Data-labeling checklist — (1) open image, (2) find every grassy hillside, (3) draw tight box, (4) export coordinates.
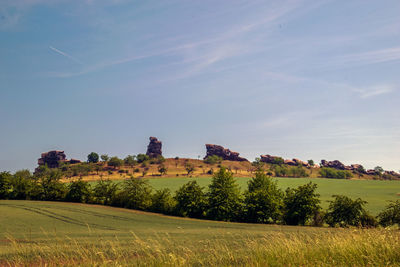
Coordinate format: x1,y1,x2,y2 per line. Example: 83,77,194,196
61,158,383,182
1,200,399,266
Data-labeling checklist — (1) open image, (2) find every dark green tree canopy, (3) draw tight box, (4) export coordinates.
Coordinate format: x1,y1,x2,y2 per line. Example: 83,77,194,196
87,152,99,163
325,195,367,227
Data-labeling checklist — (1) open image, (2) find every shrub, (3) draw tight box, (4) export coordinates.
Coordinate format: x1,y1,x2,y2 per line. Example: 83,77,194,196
174,181,206,218
204,155,223,165
116,178,153,210
136,154,150,163
108,157,123,169
378,200,400,227
65,179,92,203
151,189,176,214
324,195,368,227
283,182,320,225
319,168,352,179
124,155,137,167
93,179,118,205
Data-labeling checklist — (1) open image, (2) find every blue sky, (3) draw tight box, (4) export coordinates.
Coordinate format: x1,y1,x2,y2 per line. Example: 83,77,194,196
1,0,399,172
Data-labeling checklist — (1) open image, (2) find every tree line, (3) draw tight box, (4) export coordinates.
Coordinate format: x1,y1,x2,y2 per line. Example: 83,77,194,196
0,167,399,228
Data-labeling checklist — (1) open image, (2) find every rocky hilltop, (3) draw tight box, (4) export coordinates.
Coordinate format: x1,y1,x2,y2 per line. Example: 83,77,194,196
204,144,248,162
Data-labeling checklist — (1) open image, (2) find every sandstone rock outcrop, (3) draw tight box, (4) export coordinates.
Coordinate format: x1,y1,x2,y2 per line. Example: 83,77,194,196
146,137,162,158
320,160,346,170
38,150,67,168
37,150,81,169
260,154,282,164
204,144,248,161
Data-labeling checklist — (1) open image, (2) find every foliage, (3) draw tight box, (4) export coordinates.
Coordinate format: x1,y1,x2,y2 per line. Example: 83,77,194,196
150,188,175,214
274,165,308,177
124,155,136,167
319,167,352,179
374,166,384,176
93,179,118,205
378,200,400,226
283,182,321,225
108,157,123,169
307,159,314,167
87,152,99,163
204,155,223,165
158,164,168,176
0,172,12,199
116,178,153,210
34,169,66,201
271,157,284,165
325,195,367,227
100,154,109,162
8,170,34,199
136,154,150,163
243,171,283,223
207,167,242,221
184,163,195,176
174,181,207,218
65,179,92,203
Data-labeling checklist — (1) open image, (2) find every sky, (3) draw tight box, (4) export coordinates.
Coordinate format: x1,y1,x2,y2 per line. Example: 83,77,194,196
0,0,399,173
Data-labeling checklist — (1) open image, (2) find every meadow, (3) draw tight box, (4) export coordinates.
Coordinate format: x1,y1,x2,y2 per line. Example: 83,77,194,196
89,176,400,215
1,200,399,266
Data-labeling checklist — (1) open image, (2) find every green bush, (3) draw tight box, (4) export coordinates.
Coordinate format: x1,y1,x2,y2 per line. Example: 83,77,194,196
325,195,368,227
283,182,321,225
174,181,207,218
204,155,223,165
378,200,400,227
319,168,352,179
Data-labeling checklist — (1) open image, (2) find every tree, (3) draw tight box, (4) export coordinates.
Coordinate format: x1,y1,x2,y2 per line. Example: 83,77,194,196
87,152,99,163
136,154,150,163
117,178,153,210
207,167,242,221
101,154,109,162
151,188,176,214
158,164,168,176
185,163,195,176
307,160,314,167
174,181,207,218
65,179,92,203
93,179,118,205
0,172,12,199
325,195,367,227
9,170,34,199
35,169,66,201
243,171,283,223
283,182,321,225
251,157,265,170
374,166,384,176
378,200,400,227
124,155,136,167
108,157,123,169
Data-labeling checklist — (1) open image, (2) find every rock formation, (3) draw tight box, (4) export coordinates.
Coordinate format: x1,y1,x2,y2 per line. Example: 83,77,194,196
320,160,346,170
38,150,67,168
204,144,248,161
146,137,162,158
260,154,282,164
37,150,81,169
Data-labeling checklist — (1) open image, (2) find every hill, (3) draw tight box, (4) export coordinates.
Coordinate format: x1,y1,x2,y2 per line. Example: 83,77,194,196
1,200,399,266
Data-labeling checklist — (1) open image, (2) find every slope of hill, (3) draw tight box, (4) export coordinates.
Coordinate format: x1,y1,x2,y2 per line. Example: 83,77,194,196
1,200,399,266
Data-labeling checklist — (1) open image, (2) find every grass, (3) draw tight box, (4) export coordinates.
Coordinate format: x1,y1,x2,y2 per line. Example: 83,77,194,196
1,200,399,266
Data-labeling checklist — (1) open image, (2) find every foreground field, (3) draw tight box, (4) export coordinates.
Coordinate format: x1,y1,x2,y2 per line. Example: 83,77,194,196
89,176,400,215
1,201,399,266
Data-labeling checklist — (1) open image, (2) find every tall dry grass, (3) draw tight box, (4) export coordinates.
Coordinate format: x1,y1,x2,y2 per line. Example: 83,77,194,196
1,228,399,266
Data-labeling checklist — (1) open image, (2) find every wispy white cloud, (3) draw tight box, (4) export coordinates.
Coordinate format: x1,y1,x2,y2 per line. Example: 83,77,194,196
49,46,83,65
339,46,400,66
357,85,395,99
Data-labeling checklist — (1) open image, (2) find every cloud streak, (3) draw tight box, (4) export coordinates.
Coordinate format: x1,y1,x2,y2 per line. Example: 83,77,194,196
49,46,83,65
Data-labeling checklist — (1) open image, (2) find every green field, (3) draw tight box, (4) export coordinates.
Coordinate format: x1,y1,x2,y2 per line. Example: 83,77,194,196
103,176,400,215
1,200,400,266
